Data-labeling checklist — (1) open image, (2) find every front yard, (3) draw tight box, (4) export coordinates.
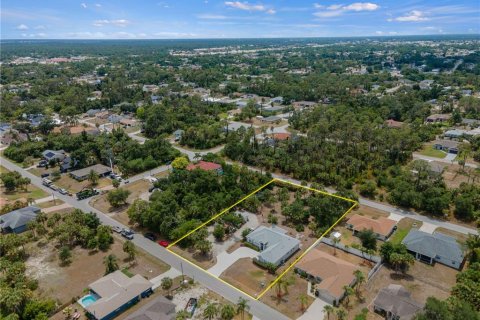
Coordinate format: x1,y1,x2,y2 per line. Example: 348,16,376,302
418,144,447,158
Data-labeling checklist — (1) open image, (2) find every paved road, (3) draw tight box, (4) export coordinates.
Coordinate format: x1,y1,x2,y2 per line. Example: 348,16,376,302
0,156,288,320
413,153,478,169
238,162,478,236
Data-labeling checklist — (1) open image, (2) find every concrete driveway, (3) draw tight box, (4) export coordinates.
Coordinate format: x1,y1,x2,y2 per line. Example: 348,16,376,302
388,212,404,222
297,298,329,320
208,247,258,277
444,153,456,162
419,222,438,234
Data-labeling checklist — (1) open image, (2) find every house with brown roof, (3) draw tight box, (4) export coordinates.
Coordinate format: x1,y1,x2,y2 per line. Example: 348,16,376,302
295,249,357,305
186,161,223,175
346,214,397,241
373,284,423,320
79,270,153,320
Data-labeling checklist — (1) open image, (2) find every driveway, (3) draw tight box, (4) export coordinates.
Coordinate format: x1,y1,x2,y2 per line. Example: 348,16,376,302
444,153,457,162
419,222,438,234
297,298,329,320
387,212,404,222
207,247,258,277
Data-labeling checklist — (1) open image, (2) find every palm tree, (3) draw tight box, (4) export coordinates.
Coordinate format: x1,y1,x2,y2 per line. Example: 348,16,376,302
297,294,308,313
123,240,136,262
465,234,480,263
87,169,99,186
161,277,173,297
220,304,236,320
175,310,190,320
203,302,218,320
343,285,354,308
194,152,202,161
336,307,347,320
323,305,334,320
103,254,119,274
236,297,250,320
353,269,366,297
332,236,340,256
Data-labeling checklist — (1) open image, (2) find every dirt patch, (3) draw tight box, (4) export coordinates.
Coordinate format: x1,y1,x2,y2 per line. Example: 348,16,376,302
260,270,314,319
220,257,276,297
435,227,468,244
353,205,389,219
90,180,150,215
443,163,478,189
26,236,169,305
170,245,217,269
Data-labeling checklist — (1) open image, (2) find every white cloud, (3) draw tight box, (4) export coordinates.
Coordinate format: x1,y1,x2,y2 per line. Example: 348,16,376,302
197,14,228,19
34,25,46,30
343,2,379,11
93,19,130,27
81,3,87,8
153,31,198,38
314,2,379,18
390,10,429,22
224,1,275,14
375,30,383,35
16,24,29,30
95,3,102,7
21,32,47,38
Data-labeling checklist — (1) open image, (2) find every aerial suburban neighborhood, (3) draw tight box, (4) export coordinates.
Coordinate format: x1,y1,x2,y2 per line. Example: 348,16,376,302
1,1,480,320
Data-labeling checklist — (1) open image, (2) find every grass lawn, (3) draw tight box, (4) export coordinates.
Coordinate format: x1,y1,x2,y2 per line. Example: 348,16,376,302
37,199,65,209
90,180,150,215
1,185,49,202
0,165,9,174
54,174,111,193
390,218,423,245
419,146,447,159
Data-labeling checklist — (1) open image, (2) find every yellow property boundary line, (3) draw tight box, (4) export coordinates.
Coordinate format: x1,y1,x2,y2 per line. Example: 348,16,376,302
167,178,358,300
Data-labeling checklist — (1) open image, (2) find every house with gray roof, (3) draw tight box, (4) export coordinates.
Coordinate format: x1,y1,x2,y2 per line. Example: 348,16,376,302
0,206,40,234
402,229,465,269
70,164,112,181
373,284,423,320
42,149,66,162
433,139,459,154
125,296,175,320
80,270,152,320
246,225,300,267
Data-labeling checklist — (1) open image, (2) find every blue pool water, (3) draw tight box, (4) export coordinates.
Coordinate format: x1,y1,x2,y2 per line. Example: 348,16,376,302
79,294,98,308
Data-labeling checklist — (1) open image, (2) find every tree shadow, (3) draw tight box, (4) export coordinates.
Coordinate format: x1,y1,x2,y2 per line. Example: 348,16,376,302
389,272,414,281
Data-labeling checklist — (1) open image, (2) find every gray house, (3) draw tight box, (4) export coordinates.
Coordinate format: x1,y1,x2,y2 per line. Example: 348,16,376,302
433,139,459,154
246,225,300,267
402,229,465,269
42,149,67,162
373,284,423,320
173,129,184,141
125,296,175,320
0,206,41,234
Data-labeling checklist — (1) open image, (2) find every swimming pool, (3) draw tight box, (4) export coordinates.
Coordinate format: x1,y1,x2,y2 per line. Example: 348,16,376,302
78,294,98,308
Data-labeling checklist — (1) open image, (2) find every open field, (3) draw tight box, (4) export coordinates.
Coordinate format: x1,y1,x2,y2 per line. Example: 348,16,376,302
170,245,218,270
90,179,151,215
1,184,49,203
442,163,478,188
37,199,65,209
27,236,169,305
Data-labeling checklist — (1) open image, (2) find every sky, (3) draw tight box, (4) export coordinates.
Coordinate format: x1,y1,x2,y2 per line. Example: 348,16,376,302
1,0,479,39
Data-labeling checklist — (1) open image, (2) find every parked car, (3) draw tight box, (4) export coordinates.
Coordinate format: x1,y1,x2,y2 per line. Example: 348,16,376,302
121,232,134,240
112,226,122,233
40,173,50,178
37,160,47,168
144,232,157,241
158,240,169,247
49,185,59,191
59,188,68,195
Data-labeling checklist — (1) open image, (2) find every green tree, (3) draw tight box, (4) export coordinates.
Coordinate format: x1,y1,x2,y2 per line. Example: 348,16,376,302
161,277,173,297
175,310,191,320
213,224,226,241
298,294,308,313
358,229,377,251
103,254,119,274
87,169,99,186
236,298,250,320
353,269,366,297
343,285,354,307
203,302,218,320
220,304,236,320
323,304,334,320
194,239,212,256
123,240,136,262
171,157,190,170
112,179,120,188
336,307,347,320
58,246,72,266
107,188,131,207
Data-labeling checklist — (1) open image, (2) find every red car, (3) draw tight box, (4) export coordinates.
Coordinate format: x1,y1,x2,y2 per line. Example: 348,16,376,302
158,240,169,247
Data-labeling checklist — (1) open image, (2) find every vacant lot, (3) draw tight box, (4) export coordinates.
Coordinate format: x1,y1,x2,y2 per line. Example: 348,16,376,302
170,245,217,270
316,243,373,274
220,257,276,297
260,270,314,320
442,163,478,189
90,180,150,216
27,236,169,305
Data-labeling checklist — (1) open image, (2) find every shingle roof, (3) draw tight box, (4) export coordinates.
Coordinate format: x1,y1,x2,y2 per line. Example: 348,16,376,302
247,226,300,265
70,164,111,179
296,249,356,299
374,284,423,320
346,214,397,237
125,296,175,320
402,230,464,264
0,206,40,230
87,271,152,319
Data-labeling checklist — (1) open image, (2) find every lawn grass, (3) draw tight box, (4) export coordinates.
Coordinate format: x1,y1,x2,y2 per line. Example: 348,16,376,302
390,228,410,244
390,218,422,245
419,146,447,159
121,267,134,278
1,185,49,202
0,166,9,174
